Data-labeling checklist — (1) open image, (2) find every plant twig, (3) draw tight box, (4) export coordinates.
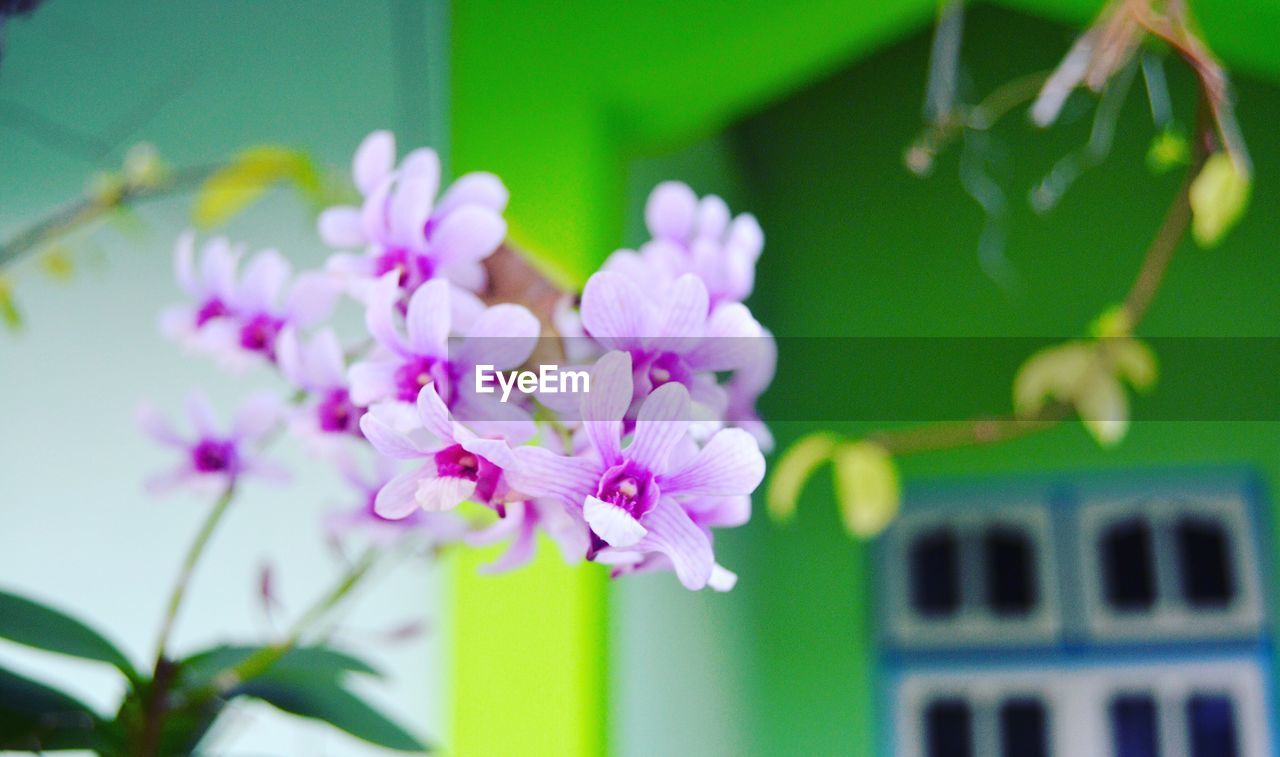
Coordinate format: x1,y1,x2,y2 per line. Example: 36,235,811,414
153,483,237,665
868,115,1207,457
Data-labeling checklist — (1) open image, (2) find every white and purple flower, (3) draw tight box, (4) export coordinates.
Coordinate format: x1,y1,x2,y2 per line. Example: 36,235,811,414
579,270,764,416
360,382,532,517
508,351,764,590
138,391,286,494
162,234,336,369
320,131,508,295
347,274,539,425
324,449,469,547
604,181,763,307
276,326,364,444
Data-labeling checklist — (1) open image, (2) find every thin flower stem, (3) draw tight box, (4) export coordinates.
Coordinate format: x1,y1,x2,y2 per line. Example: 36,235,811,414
153,482,237,666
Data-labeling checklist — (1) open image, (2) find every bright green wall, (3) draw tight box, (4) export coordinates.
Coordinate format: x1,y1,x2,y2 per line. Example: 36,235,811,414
720,7,1280,755
452,2,1280,754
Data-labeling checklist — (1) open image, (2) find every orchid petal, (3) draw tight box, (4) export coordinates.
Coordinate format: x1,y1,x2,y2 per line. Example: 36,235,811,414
635,497,714,590
237,249,291,312
353,130,395,195
628,382,691,473
430,206,506,265
285,272,338,327
708,564,738,592
654,274,709,343
584,496,647,547
348,357,401,407
580,272,646,351
686,303,764,371
363,272,409,355
405,278,451,356
457,304,539,369
360,402,437,459
582,351,632,465
137,402,186,447
508,447,599,510
415,475,477,511
185,391,220,436
645,181,698,241
317,206,367,248
233,392,281,440
414,382,455,441
436,171,508,216
388,173,436,248
374,467,428,519
662,428,765,497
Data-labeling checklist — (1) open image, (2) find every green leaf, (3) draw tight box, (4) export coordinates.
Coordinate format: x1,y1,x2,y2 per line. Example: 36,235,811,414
192,146,321,228
239,676,427,752
176,643,380,692
831,441,900,537
0,664,115,752
766,432,837,522
0,588,138,680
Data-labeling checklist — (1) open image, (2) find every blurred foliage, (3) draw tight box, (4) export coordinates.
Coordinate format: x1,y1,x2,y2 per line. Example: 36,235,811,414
0,589,428,754
192,146,321,228
1190,152,1252,247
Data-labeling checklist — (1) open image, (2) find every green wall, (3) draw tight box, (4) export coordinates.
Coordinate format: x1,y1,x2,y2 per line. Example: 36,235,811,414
615,6,1280,755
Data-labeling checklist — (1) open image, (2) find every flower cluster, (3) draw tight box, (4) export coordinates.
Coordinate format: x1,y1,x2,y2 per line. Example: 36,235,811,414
146,131,774,590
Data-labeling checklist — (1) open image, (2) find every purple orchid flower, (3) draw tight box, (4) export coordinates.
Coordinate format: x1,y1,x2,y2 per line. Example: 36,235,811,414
603,181,763,307
360,382,532,517
347,274,539,426
161,234,336,369
507,351,764,590
320,130,508,295
276,326,365,444
324,448,469,547
579,270,763,415
138,390,286,495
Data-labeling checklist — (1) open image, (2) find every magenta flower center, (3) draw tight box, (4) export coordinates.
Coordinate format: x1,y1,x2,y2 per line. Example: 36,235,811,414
434,444,480,480
194,298,230,327
596,460,658,519
238,313,284,358
394,356,454,404
434,444,505,505
643,351,692,391
317,389,363,435
191,439,237,473
374,247,435,292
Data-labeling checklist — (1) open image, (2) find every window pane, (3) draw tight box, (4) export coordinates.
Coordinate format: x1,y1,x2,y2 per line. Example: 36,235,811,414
1101,519,1157,611
1176,517,1236,608
925,698,972,757
1187,694,1238,757
1110,694,1160,757
910,529,961,618
985,527,1037,616
999,698,1048,757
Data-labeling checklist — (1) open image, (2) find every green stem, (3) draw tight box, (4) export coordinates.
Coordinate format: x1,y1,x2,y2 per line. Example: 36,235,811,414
153,484,237,666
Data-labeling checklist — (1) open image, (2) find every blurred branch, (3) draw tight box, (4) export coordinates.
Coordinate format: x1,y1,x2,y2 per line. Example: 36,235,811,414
867,110,1209,458
0,162,220,271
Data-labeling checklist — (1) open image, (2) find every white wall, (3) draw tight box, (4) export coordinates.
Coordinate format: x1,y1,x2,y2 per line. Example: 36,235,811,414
0,2,451,753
